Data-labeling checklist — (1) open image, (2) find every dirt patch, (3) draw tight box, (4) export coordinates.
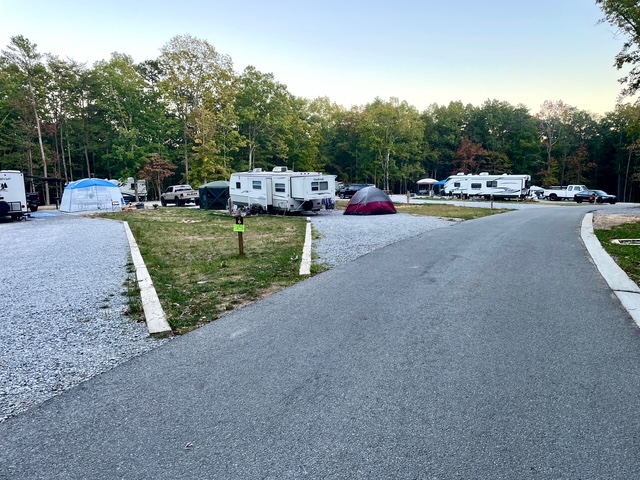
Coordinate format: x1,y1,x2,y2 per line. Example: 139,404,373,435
593,214,640,230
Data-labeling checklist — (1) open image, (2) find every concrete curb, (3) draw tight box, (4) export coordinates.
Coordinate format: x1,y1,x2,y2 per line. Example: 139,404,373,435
299,217,312,276
581,213,640,328
123,222,173,337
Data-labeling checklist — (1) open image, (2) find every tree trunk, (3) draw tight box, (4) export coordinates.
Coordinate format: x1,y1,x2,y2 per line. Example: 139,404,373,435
28,77,49,205
60,123,68,183
624,149,632,202
67,140,73,181
84,144,91,178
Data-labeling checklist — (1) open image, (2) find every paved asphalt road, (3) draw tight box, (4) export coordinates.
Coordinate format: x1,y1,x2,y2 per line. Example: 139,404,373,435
3,206,640,479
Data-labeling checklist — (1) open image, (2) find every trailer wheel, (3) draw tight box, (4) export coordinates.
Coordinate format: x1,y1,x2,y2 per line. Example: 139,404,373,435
161,198,167,207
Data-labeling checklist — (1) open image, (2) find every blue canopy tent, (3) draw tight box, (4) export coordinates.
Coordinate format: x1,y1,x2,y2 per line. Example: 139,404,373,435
433,179,446,195
60,178,124,213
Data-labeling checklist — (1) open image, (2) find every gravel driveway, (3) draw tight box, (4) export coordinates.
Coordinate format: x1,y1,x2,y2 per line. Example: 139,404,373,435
0,212,167,422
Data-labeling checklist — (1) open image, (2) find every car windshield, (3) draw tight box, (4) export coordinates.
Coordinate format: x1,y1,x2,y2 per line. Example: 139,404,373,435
592,190,606,195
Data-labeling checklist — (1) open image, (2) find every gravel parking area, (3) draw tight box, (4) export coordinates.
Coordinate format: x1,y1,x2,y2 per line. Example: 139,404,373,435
0,212,167,422
311,209,456,267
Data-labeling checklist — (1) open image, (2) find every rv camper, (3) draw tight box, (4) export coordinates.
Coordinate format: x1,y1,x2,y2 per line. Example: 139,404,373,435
229,167,336,214
443,173,531,200
0,170,28,220
107,177,147,201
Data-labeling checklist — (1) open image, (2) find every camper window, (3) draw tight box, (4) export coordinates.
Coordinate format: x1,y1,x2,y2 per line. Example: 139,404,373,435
252,180,262,190
275,183,285,193
471,183,481,189
454,182,460,187
235,182,240,189
487,181,497,187
311,181,329,192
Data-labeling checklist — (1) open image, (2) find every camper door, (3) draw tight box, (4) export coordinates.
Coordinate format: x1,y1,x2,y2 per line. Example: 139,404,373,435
247,176,268,210
271,175,290,210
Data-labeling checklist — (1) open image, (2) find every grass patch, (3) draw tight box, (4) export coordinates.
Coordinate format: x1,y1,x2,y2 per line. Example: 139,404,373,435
335,200,508,220
108,208,307,334
595,221,640,286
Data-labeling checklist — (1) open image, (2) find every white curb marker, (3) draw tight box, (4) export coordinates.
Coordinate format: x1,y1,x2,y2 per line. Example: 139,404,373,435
581,213,640,328
299,217,312,276
123,222,172,336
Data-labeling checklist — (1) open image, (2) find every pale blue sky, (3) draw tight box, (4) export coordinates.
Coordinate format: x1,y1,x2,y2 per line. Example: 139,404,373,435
0,0,631,115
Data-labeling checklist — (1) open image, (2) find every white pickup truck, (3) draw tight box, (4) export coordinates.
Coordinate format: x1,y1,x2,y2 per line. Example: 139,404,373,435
543,184,588,201
160,185,200,206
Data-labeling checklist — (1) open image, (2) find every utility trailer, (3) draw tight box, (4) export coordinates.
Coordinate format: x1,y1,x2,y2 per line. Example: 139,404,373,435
0,170,28,220
229,167,336,214
442,172,531,200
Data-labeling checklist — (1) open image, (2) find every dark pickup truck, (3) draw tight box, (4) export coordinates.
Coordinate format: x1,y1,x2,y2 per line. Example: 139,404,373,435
26,192,39,212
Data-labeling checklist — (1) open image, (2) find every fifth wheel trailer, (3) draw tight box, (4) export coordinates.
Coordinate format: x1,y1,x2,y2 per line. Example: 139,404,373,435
443,173,531,200
229,167,336,214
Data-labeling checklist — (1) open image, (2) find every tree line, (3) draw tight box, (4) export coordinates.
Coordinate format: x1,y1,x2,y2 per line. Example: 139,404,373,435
1,27,640,202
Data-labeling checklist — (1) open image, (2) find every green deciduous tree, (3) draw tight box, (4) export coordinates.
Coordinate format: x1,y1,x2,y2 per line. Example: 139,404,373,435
235,66,290,170
359,97,424,192
1,36,51,202
158,34,235,183
597,0,640,97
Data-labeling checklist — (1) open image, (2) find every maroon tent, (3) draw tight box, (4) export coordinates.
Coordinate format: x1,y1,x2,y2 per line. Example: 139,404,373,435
343,186,397,215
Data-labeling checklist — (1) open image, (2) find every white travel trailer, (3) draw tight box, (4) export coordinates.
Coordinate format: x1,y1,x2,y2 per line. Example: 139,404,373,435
107,177,147,201
443,172,531,200
229,167,336,214
0,170,28,220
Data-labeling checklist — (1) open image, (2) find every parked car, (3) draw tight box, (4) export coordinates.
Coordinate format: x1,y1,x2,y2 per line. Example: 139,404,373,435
121,193,136,204
337,184,372,199
574,189,617,204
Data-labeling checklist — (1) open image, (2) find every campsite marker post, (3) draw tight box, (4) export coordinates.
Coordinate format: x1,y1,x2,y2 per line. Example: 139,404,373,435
234,216,245,255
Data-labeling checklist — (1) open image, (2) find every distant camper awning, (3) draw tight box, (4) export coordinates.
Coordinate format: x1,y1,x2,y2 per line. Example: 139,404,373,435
417,178,438,185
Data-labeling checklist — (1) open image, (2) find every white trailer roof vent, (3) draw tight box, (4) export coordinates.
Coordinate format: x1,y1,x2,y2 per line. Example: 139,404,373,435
479,172,489,176
272,166,289,172
456,172,465,176
252,168,263,173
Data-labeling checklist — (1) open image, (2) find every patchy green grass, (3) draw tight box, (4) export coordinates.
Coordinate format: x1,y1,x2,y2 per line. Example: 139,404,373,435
108,208,308,334
335,200,509,220
595,221,640,286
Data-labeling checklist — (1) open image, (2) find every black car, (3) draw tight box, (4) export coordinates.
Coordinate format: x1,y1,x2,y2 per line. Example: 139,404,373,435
574,189,617,204
337,184,371,199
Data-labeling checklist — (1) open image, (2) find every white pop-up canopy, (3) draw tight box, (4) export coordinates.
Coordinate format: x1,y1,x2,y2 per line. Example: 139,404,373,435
60,178,124,213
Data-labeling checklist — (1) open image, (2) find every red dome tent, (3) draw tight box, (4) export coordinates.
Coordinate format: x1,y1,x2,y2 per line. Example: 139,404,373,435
343,186,397,215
